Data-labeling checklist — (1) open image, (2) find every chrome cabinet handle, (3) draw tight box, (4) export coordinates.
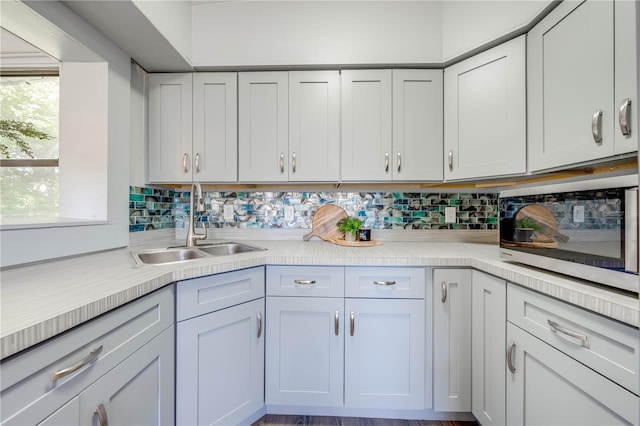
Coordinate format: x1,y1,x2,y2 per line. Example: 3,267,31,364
592,109,603,143
51,345,103,382
183,153,189,173
194,153,200,173
95,403,108,426
384,152,389,173
280,153,285,174
294,279,316,285
448,150,453,171
619,98,632,136
547,320,588,344
350,311,355,336
257,311,263,338
441,281,447,303
335,310,339,336
507,340,516,373
292,152,296,174
397,152,401,173
373,280,396,286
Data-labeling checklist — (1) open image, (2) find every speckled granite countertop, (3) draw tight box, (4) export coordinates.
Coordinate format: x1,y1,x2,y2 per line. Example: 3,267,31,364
1,238,638,360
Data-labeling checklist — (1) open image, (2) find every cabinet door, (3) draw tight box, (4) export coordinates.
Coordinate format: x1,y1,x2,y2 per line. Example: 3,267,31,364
506,323,639,426
528,0,615,171
289,71,340,182
432,269,472,412
238,71,289,182
344,298,425,410
392,69,443,181
265,297,344,407
79,326,175,426
614,0,638,155
471,271,506,426
341,70,392,181
148,73,193,183
38,398,79,426
193,73,237,182
176,299,264,426
444,36,526,180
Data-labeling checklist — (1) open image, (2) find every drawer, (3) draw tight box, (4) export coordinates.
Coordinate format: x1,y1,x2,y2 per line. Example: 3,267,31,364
0,285,174,425
267,266,344,297
176,266,265,321
507,284,639,395
345,267,425,299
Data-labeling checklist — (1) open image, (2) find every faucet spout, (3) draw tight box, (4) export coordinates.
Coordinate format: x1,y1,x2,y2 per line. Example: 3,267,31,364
186,182,207,248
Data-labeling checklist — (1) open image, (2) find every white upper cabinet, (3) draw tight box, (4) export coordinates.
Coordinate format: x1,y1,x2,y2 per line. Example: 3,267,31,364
148,72,237,183
238,71,289,182
288,71,341,182
444,35,526,181
342,69,393,181
392,69,443,181
528,0,637,172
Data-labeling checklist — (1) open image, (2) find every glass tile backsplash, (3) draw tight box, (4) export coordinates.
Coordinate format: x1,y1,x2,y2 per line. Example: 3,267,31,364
129,186,499,233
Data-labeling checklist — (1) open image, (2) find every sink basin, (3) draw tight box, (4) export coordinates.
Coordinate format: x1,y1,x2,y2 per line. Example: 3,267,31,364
131,242,266,266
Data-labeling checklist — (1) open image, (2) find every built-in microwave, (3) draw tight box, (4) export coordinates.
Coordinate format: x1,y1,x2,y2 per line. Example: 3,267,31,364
499,175,638,294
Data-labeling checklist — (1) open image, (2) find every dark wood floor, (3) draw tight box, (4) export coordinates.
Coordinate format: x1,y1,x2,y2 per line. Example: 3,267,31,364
252,415,478,426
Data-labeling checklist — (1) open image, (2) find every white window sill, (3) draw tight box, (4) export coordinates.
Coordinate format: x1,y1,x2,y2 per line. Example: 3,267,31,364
0,217,107,230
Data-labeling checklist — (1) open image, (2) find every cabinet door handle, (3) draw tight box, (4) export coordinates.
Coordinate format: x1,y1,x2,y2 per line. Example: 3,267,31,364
292,152,296,174
441,281,447,303
94,403,108,426
51,345,103,382
373,280,396,286
448,150,453,172
619,98,632,136
396,152,401,173
592,109,603,143
547,320,588,344
280,153,285,174
350,311,355,336
335,310,339,336
257,311,263,338
183,153,189,173
294,279,316,285
194,152,200,174
384,152,389,173
507,340,516,373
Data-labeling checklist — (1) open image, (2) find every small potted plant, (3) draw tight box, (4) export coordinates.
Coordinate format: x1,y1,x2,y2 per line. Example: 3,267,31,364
514,218,542,242
337,216,363,242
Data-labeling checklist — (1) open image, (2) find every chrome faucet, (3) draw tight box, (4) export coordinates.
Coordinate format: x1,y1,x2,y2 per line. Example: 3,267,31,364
186,182,207,248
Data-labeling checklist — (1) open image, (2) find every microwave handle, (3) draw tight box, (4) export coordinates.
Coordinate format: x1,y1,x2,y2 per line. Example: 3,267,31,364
625,188,638,273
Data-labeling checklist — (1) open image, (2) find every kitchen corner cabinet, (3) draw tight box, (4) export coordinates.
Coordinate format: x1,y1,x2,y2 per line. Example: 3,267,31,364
471,270,506,426
528,0,638,172
148,72,238,183
0,286,175,426
176,267,265,426
342,70,443,182
444,35,526,181
432,268,472,412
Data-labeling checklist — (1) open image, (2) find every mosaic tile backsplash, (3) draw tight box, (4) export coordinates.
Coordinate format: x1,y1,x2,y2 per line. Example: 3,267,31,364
129,186,499,233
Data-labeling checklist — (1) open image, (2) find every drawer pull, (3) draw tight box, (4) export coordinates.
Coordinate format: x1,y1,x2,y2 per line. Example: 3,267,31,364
183,153,189,173
547,320,588,344
619,98,631,136
335,310,339,336
441,281,447,303
592,109,603,143
350,311,355,336
294,279,316,285
51,345,103,382
95,403,108,426
257,311,263,338
373,280,396,286
507,340,516,373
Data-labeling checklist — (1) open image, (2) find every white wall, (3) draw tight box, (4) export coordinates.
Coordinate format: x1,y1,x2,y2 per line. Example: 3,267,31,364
192,1,443,68
133,0,192,63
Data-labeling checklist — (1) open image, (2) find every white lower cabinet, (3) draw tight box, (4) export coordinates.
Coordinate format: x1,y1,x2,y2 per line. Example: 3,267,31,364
176,267,265,426
471,270,506,426
432,268,472,412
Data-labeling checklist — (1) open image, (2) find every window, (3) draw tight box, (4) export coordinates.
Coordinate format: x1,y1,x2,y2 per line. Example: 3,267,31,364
0,73,60,218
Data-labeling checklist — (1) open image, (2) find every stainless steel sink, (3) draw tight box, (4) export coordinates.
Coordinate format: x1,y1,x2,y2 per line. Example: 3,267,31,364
131,242,265,266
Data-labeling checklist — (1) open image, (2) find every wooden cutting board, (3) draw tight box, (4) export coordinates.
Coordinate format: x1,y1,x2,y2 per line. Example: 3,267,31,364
303,205,348,241
515,205,570,243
